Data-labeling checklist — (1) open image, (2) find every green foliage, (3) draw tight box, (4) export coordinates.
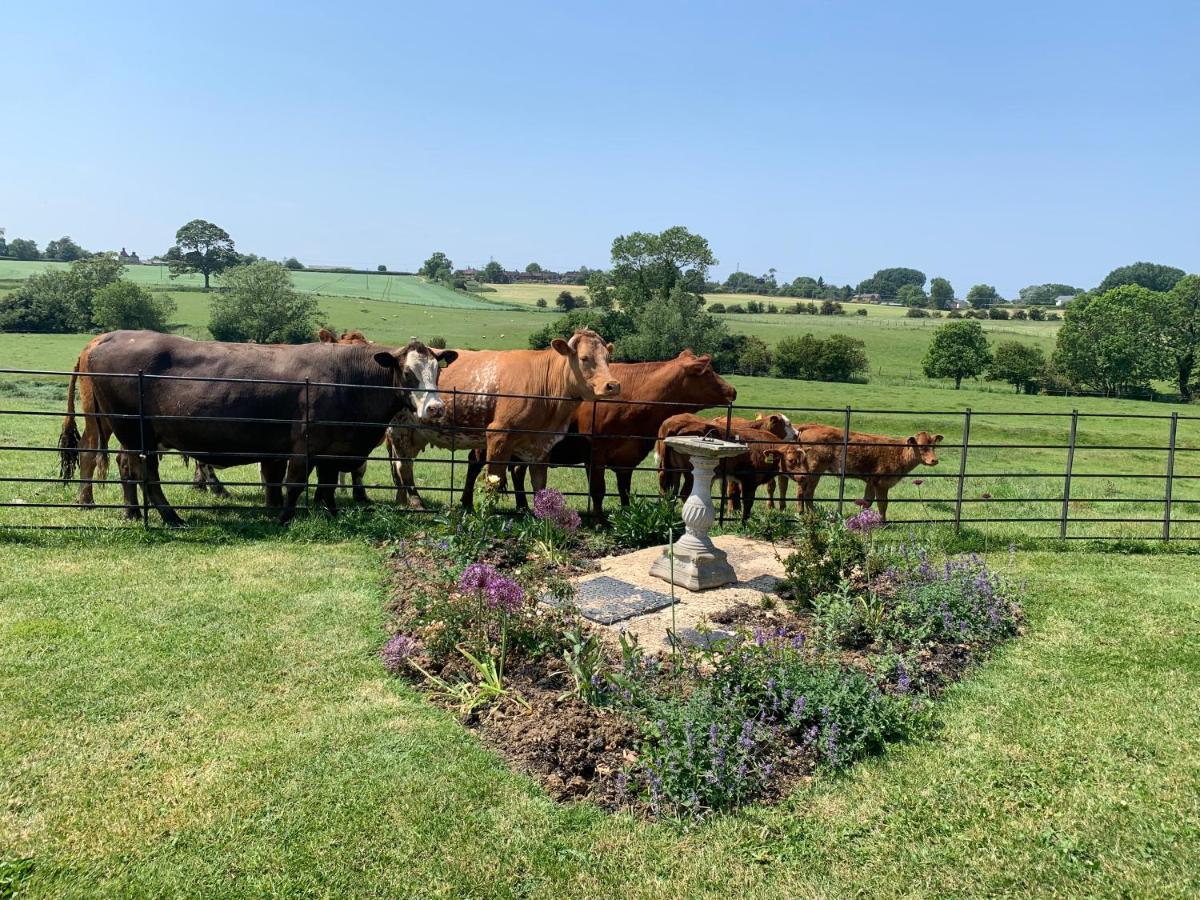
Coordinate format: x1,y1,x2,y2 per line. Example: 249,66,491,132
966,283,1002,308
527,307,637,351
856,268,925,299
774,333,869,382
782,513,868,605
1163,274,1200,400
1051,285,1169,396
712,333,773,375
988,341,1046,393
609,225,717,313
615,285,727,361
608,497,682,549
209,261,319,344
419,251,453,281
555,290,580,311
1019,283,1082,305
525,262,542,274
92,281,176,331
481,261,509,283
166,219,236,289
44,235,86,261
723,270,777,294
923,320,992,389
284,257,304,270
560,627,610,704
8,238,40,260
905,306,929,318
535,296,546,308
987,307,1009,320
896,283,928,307
0,253,126,333
929,276,955,309
1097,261,1185,294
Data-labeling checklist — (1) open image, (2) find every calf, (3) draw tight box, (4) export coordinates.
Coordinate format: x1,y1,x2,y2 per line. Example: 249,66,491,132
789,425,942,522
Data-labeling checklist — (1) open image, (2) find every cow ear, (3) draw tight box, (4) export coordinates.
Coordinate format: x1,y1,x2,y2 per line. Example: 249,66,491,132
434,349,458,367
318,327,337,343
374,351,399,369
606,342,614,355
550,338,571,356
685,358,709,374
934,434,944,443
907,436,918,446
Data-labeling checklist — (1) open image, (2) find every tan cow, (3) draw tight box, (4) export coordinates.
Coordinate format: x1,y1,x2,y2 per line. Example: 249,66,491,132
787,425,943,521
386,329,619,509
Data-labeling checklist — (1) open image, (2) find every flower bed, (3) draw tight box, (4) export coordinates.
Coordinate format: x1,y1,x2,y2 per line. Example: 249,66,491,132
380,487,1024,821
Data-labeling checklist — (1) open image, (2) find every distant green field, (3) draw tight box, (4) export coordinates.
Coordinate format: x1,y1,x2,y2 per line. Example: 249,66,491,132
0,260,514,310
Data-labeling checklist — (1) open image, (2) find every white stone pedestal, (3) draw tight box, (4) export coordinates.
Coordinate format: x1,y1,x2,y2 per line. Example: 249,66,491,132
649,435,746,591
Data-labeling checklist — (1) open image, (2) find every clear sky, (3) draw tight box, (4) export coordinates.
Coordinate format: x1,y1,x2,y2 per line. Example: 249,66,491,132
2,0,1197,295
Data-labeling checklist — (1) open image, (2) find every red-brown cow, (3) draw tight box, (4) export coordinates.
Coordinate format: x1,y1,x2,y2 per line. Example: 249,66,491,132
788,424,943,521
385,329,620,509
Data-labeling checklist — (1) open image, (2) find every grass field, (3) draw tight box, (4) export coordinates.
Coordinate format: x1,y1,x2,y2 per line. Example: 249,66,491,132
2,533,1197,897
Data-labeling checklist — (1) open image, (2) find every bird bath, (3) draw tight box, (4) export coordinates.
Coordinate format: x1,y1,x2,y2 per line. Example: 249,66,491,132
649,435,746,591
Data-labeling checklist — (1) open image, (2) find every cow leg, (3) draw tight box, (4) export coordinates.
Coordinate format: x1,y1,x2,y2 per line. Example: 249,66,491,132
514,463,531,512
875,484,889,523
279,457,312,525
461,449,486,510
77,436,102,506
801,474,821,513
315,464,339,516
862,482,877,512
511,464,529,510
741,480,758,523
776,474,790,510
142,451,185,528
766,477,776,510
395,456,423,509
615,467,634,507
351,460,371,504
261,460,286,509
587,461,609,522
117,450,140,520
191,463,209,492
202,464,230,498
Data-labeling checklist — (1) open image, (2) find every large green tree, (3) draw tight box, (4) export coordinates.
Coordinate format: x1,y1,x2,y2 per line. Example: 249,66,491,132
481,261,510,283
1051,285,1168,396
166,219,236,289
8,238,39,260
855,267,925,299
966,284,1002,308
896,283,928,307
922,320,992,389
929,277,954,310
1097,261,1185,294
609,225,717,312
1162,274,1200,400
419,251,453,281
209,261,319,344
44,236,87,261
988,341,1046,394
1018,283,1083,305
92,281,176,332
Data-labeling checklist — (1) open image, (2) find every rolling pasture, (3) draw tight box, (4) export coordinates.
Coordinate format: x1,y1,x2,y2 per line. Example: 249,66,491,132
2,277,1199,897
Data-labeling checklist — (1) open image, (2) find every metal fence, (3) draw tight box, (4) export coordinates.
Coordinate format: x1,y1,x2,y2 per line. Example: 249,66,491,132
1,366,1198,540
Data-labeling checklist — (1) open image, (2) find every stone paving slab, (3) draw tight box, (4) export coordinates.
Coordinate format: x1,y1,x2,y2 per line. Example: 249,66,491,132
542,575,677,625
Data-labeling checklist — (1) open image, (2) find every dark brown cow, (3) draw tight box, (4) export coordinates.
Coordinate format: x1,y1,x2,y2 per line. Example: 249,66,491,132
657,414,801,521
67,330,455,526
788,425,943,521
496,351,736,517
385,329,619,509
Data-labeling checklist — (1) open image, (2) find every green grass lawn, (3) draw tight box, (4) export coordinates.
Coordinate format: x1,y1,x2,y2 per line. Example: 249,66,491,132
1,536,1197,897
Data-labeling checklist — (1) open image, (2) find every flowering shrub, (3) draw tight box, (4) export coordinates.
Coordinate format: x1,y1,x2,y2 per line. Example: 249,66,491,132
782,511,868,605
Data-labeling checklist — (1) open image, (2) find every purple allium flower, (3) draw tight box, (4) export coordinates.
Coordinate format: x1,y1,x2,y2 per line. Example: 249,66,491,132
846,507,884,533
458,562,498,594
485,575,525,614
380,632,418,674
532,488,581,532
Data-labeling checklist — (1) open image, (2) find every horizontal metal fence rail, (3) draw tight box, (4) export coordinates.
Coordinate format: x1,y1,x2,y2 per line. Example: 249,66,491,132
0,367,1196,539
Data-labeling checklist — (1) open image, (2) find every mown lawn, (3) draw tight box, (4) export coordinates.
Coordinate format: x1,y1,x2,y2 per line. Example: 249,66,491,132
1,535,1197,897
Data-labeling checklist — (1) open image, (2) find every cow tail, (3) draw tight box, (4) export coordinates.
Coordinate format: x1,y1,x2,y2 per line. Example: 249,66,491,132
58,363,82,483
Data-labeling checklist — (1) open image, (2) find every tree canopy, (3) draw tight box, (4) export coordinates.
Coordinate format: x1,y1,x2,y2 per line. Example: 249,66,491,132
209,261,319,344
609,225,717,312
166,219,237,289
419,252,453,281
1163,275,1200,400
1018,283,1082,305
922,320,992,389
929,277,954,310
1051,285,1168,396
1097,262,1185,294
480,261,509,284
8,238,39,260
775,333,869,382
44,236,87,261
966,283,1002,308
92,281,175,332
988,341,1046,394
855,268,925,299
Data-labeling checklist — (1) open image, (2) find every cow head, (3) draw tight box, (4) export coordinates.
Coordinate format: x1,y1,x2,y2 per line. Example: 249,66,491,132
551,328,620,399
906,431,944,466
754,412,796,440
783,444,810,482
374,340,459,419
317,327,338,343
675,349,737,405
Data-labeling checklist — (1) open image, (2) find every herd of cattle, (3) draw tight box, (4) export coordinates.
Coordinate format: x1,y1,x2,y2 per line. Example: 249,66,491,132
56,327,943,527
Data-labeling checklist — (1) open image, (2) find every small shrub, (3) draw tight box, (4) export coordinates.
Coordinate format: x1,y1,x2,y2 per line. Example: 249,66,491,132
781,512,868,605
92,281,175,331
856,308,868,316
905,307,929,318
427,335,447,349
708,302,726,313
609,497,683,549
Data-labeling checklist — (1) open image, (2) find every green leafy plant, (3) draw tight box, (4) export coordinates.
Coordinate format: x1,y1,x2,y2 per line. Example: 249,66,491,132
609,497,682,548
782,511,867,606
560,627,610,704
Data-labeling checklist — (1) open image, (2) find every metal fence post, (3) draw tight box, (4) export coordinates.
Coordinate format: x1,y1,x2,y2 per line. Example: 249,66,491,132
836,406,852,515
449,387,457,506
136,369,149,528
1163,412,1178,541
303,378,311,511
1060,410,1079,538
953,408,972,532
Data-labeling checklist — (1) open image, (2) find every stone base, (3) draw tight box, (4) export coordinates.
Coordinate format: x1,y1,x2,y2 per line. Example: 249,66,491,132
649,545,738,591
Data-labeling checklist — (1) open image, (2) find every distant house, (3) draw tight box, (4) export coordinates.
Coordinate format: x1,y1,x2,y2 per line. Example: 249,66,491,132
852,292,881,303
118,247,141,265
1054,295,1077,307
949,300,970,310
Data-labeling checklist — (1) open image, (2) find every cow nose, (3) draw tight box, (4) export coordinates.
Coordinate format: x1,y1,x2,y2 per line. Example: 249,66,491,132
426,398,445,415
604,381,620,395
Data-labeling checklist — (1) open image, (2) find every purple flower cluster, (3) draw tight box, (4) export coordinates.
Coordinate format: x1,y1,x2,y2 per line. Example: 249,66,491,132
846,506,884,534
752,625,807,650
380,632,419,674
532,488,582,533
457,561,525,614
892,549,1020,643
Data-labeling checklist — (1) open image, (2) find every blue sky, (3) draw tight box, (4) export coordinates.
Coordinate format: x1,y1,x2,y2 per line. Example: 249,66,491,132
2,0,1197,295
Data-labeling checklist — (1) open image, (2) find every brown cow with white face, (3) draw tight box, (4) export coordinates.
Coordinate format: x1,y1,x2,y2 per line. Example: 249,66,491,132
386,329,620,509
